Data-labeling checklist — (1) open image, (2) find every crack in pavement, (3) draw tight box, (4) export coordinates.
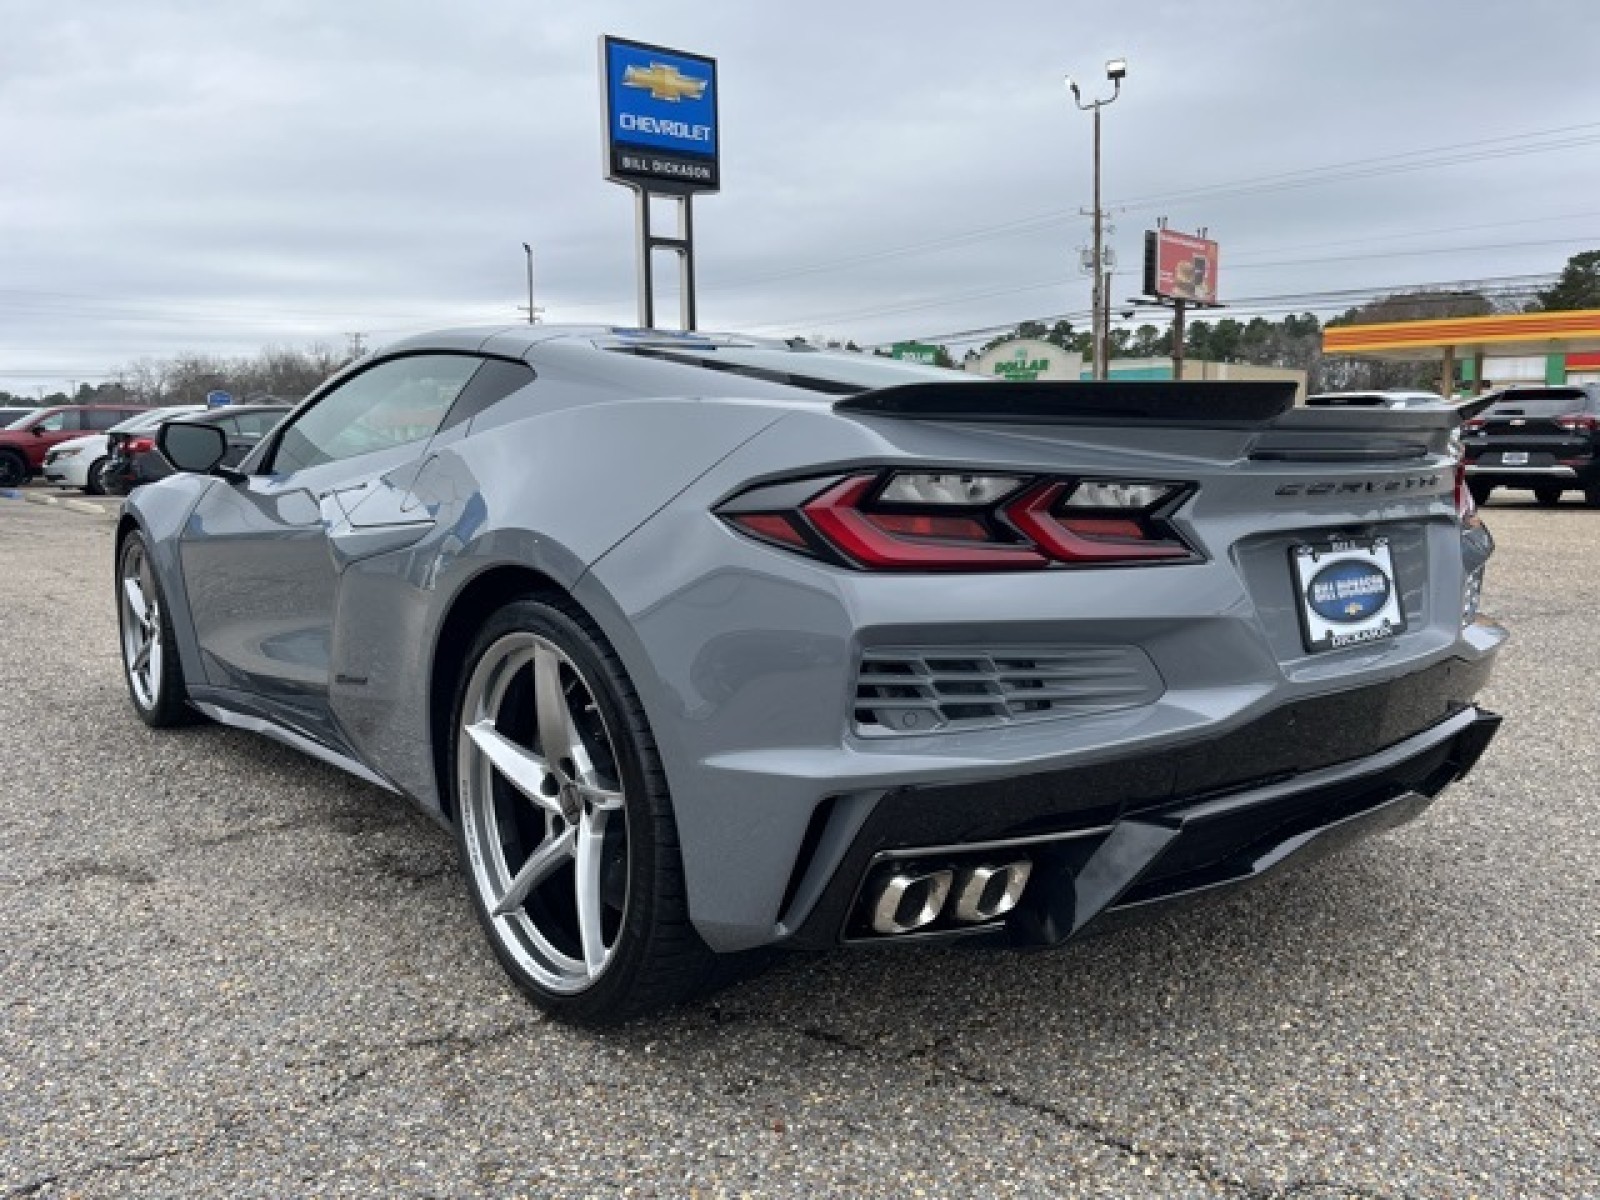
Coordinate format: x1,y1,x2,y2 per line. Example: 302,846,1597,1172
712,1011,1403,1200
303,1021,535,1104
4,1025,532,1197
3,1118,245,1199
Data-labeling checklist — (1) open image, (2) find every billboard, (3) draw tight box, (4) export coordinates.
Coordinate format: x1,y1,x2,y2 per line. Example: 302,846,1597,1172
601,36,719,193
1142,229,1219,304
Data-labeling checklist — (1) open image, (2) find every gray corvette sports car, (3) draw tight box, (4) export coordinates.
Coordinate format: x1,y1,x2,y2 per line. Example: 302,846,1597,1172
118,326,1504,1023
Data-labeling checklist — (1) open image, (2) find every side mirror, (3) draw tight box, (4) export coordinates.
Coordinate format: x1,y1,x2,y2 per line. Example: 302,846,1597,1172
158,422,229,474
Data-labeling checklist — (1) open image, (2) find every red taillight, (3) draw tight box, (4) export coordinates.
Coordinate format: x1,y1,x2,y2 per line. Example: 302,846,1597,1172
720,471,1196,571
1556,414,1598,432
125,436,155,454
1455,461,1477,523
724,513,812,552
801,475,1046,570
1006,482,1193,563
1461,417,1487,433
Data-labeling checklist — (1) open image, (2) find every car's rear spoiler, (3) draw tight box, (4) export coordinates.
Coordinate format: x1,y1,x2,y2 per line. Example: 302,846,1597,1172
835,380,1463,432
834,381,1298,427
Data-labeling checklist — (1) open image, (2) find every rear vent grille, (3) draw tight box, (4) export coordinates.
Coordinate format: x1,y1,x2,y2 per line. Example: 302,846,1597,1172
853,646,1163,736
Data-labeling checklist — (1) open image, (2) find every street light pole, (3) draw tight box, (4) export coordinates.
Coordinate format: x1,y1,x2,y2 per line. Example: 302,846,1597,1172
521,242,541,325
1067,59,1125,382
1092,101,1103,381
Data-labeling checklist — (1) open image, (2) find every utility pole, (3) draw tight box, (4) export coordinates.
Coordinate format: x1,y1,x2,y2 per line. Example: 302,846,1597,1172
520,242,544,324
1170,299,1187,381
1067,58,1126,381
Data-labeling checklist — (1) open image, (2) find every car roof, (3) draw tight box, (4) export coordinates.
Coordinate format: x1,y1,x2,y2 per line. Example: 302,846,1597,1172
177,404,293,423
350,324,966,404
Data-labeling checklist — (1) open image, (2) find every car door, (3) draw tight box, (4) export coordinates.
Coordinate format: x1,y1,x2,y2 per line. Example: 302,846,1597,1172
25,408,86,461
177,354,482,746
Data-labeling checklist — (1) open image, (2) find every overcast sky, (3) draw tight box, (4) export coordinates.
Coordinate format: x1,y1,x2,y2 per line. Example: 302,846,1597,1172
4,0,1598,395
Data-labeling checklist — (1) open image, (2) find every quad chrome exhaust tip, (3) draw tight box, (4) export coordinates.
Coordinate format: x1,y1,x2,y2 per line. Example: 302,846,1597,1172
866,860,1032,935
868,869,954,935
952,860,1032,923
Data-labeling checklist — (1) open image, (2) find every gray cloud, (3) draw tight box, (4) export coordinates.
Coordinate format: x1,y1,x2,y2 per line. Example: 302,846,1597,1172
3,0,1597,393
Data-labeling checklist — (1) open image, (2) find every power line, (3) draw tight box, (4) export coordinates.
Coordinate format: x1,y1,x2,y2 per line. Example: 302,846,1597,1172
748,225,1592,335
892,272,1561,348
567,120,1600,307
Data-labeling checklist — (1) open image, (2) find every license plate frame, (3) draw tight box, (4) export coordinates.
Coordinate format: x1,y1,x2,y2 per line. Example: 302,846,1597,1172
1291,536,1407,654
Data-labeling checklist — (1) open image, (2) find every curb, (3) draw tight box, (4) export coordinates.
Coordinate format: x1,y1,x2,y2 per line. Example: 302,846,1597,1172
62,499,110,516
24,492,60,507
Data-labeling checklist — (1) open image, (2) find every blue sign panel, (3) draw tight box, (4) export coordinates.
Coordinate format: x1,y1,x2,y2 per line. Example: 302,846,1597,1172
206,390,232,408
601,35,719,193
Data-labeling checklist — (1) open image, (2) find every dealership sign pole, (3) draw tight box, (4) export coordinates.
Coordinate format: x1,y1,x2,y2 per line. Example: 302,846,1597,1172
600,35,720,331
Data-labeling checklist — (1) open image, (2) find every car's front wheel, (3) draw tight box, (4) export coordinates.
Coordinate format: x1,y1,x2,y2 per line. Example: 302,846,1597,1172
116,532,196,727
450,596,716,1025
0,450,26,489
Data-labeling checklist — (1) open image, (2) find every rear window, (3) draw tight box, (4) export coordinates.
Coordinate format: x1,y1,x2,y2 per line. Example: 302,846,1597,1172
605,342,966,396
1307,393,1388,407
1484,390,1594,419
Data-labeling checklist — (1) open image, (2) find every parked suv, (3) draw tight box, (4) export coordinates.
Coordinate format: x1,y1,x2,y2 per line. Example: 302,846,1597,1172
0,405,149,487
1460,384,1600,507
102,403,292,495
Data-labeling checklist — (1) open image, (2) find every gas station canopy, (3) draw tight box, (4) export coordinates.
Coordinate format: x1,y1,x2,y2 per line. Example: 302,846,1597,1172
1323,309,1600,361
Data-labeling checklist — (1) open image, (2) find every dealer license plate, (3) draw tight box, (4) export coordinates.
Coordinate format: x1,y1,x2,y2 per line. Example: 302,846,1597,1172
1500,451,1530,465
1291,537,1406,654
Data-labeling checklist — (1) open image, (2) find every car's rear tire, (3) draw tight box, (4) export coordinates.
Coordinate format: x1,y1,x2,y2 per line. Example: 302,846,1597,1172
116,532,198,728
85,457,109,496
1468,481,1493,506
0,450,26,489
449,595,718,1026
1534,486,1562,507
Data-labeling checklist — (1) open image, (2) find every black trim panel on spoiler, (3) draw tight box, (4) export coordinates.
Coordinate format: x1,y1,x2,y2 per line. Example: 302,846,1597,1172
835,381,1297,427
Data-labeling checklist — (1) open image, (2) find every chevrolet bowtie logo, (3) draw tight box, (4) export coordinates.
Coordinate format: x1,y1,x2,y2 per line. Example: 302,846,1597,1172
622,62,707,103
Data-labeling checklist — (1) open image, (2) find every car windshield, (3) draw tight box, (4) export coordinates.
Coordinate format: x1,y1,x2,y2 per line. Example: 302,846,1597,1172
110,406,202,434
3,412,39,430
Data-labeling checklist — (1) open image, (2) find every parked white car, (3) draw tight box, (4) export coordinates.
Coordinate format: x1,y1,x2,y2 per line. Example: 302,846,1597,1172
42,405,204,494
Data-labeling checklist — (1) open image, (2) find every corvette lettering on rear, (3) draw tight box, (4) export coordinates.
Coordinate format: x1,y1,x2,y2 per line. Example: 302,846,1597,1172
1275,474,1443,497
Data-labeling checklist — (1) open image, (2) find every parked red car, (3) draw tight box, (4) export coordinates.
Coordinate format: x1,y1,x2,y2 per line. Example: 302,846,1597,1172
0,405,150,488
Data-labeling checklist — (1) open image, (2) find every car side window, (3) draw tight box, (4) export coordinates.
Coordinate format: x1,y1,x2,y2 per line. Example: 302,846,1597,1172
438,358,537,431
270,355,478,474
32,411,70,433
85,409,125,431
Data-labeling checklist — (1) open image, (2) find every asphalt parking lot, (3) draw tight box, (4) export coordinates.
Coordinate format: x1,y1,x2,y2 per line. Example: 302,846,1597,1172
1,486,1595,1199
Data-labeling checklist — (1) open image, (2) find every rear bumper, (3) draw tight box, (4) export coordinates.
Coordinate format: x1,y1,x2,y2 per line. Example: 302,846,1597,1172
1465,461,1596,488
783,654,1500,949
1465,464,1581,480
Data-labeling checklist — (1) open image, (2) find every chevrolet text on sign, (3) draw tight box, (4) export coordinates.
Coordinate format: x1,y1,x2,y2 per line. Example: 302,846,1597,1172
601,36,720,194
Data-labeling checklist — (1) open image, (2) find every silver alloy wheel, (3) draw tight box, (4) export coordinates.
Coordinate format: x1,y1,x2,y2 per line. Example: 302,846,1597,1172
119,540,163,711
457,632,630,994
